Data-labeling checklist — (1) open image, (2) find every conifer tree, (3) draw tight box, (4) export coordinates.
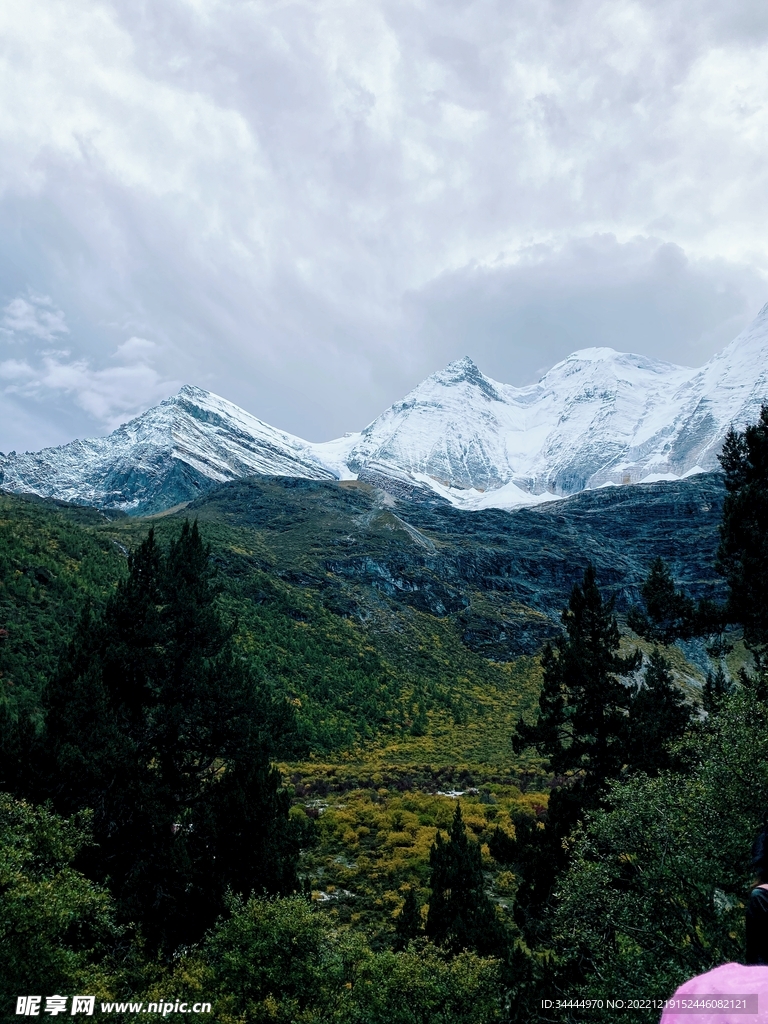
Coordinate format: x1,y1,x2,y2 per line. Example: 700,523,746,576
626,648,692,773
488,810,559,937
703,663,732,711
506,570,691,988
627,556,696,643
426,803,503,957
718,405,768,688
39,521,300,950
394,886,422,949
514,564,641,800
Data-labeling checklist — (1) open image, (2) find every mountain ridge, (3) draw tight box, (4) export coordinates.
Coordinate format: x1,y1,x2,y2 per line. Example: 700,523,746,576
2,305,768,515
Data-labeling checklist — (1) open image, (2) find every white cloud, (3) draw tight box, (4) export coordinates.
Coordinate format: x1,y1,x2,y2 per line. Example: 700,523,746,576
0,358,35,380
35,352,178,427
114,336,157,362
1,295,69,341
2,335,179,431
0,292,179,431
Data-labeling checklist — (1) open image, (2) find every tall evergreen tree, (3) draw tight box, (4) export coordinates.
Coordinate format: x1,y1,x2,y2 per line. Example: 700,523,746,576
505,570,692,1017
718,405,768,688
488,809,559,939
394,885,422,949
38,521,300,951
627,556,696,644
703,663,733,711
508,565,642,952
514,564,641,804
426,803,503,957
626,647,692,774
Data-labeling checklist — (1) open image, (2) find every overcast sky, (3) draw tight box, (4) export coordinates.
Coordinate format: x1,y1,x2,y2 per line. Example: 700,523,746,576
2,0,768,452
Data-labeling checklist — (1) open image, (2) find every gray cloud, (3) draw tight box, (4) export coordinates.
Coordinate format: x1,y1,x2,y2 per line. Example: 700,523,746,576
404,236,768,387
1,0,768,451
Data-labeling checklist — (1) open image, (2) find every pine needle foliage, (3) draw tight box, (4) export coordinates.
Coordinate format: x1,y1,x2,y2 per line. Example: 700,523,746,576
626,648,691,774
626,556,696,643
394,885,423,949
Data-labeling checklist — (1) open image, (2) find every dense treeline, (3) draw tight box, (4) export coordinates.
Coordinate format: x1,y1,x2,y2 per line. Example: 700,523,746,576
1,521,305,949
38,522,303,949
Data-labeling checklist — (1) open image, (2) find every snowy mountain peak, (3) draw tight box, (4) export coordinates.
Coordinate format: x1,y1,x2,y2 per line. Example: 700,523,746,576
446,354,478,371
0,383,336,515
414,355,503,402
564,346,623,362
546,346,684,380
2,305,768,515
164,384,274,431
439,355,483,381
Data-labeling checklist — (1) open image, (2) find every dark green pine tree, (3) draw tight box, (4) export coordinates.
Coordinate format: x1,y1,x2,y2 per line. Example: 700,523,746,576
626,647,692,773
718,405,768,689
488,809,558,937
393,885,422,949
628,554,727,652
39,521,300,951
426,803,504,957
514,564,641,805
703,663,732,712
627,556,696,644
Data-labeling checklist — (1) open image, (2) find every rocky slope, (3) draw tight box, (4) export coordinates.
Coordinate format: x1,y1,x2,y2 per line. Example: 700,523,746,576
2,305,767,514
184,471,727,657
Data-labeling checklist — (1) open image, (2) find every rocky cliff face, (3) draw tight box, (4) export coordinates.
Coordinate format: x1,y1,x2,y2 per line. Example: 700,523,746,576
186,471,727,657
2,306,767,515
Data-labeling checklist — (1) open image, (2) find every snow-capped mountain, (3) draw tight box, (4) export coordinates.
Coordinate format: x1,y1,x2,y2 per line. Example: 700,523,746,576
0,385,336,515
2,304,768,515
334,303,768,510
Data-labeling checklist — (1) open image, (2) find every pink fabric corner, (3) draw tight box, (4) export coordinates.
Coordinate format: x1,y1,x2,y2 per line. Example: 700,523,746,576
661,963,768,1024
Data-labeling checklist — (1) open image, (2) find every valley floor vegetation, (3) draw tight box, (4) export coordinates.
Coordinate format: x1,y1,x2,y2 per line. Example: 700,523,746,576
1,406,767,1023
